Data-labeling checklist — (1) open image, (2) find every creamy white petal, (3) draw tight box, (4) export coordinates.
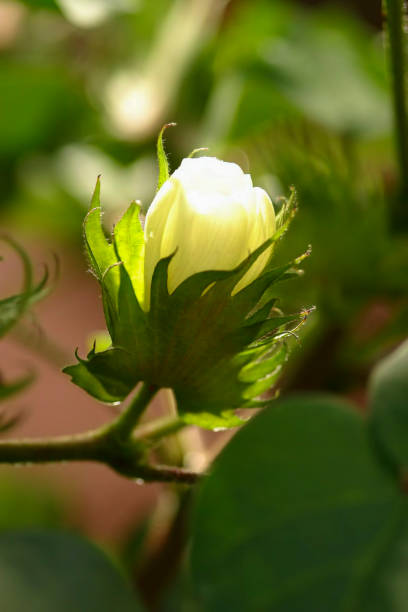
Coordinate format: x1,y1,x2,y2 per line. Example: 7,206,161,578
233,187,276,293
144,178,182,308
161,176,251,293
143,157,276,310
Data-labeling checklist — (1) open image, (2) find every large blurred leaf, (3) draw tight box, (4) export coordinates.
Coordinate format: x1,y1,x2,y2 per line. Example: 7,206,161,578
357,516,408,611
0,530,142,612
190,395,406,611
210,1,390,140
369,339,408,469
260,14,390,136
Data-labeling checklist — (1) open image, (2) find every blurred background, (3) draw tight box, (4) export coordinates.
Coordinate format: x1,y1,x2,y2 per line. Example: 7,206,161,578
0,0,407,605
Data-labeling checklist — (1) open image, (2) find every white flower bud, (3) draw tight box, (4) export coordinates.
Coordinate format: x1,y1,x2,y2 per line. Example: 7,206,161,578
143,157,276,310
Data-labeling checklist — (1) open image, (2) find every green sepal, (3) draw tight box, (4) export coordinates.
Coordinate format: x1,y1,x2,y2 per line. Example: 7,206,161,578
84,179,121,340
63,346,140,404
83,181,147,351
84,178,118,284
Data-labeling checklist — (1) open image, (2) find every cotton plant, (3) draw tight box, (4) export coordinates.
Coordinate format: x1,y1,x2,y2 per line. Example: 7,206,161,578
0,126,310,483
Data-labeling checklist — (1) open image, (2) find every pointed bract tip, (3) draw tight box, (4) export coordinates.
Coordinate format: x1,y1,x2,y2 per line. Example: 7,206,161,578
157,124,177,191
188,147,209,158
90,176,101,209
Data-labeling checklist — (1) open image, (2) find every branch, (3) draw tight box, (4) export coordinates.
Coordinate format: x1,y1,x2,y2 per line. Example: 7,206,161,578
133,415,186,444
0,430,109,464
111,383,159,438
0,384,202,485
137,464,204,485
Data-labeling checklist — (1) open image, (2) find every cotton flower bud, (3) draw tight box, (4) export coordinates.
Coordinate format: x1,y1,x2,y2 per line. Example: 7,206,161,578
65,147,307,429
143,157,276,310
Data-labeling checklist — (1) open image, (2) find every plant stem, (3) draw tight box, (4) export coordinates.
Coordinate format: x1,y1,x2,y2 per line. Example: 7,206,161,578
111,383,159,439
0,428,201,484
383,0,408,202
136,464,203,484
133,415,186,444
0,384,202,485
135,490,193,609
0,429,108,465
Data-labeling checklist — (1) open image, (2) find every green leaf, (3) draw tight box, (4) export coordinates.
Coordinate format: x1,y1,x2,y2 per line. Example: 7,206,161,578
0,530,142,611
157,123,176,191
369,339,408,469
190,395,404,610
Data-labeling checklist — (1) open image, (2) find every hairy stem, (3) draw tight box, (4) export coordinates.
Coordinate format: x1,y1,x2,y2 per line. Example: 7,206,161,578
133,415,186,444
0,429,109,464
0,384,201,485
111,383,159,438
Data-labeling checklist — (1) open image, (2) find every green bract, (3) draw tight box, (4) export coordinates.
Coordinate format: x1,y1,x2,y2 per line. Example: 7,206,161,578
64,131,310,429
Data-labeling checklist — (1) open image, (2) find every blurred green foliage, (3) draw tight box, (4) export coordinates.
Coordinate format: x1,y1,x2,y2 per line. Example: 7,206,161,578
0,5,405,410
1,0,406,393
